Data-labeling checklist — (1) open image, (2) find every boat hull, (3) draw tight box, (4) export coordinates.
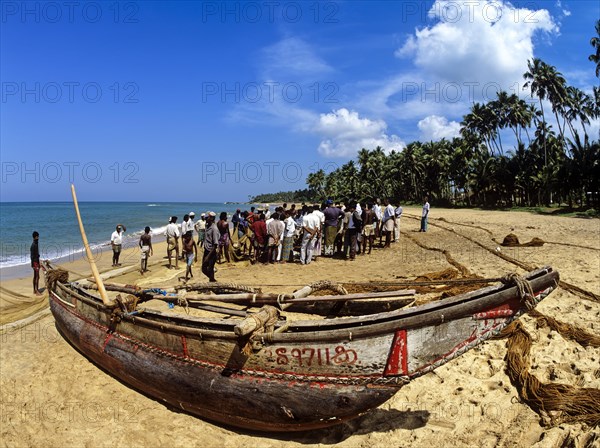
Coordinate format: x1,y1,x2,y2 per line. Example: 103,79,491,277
48,266,559,431
50,296,399,431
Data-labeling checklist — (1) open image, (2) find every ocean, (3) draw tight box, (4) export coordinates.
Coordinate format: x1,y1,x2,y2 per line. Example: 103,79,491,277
0,201,261,276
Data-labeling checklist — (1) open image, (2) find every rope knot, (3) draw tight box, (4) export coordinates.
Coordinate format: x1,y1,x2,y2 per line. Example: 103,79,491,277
502,273,535,310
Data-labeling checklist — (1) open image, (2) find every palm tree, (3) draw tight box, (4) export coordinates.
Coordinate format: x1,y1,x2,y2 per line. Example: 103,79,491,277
524,58,569,204
398,142,425,201
306,169,326,201
589,19,600,78
563,86,593,140
461,103,500,155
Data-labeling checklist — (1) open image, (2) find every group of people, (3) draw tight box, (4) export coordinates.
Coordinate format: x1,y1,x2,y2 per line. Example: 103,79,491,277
30,197,430,295
110,197,432,283
222,198,406,266
162,211,223,282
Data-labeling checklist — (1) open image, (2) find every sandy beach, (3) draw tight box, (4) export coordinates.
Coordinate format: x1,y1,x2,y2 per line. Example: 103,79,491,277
1,207,598,447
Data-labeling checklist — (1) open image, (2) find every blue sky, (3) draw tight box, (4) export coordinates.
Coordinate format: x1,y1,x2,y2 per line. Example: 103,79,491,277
1,0,598,202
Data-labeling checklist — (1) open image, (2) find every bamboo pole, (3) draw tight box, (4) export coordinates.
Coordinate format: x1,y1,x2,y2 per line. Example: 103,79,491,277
166,289,415,305
71,184,113,307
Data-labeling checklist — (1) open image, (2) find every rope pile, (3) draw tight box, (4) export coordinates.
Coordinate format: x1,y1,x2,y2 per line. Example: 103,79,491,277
499,320,600,427
500,233,545,247
529,309,600,347
303,280,348,296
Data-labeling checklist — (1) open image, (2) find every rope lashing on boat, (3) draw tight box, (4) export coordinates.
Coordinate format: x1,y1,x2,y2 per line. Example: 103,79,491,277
177,296,190,314
501,273,536,310
115,294,138,313
234,306,280,356
46,268,69,292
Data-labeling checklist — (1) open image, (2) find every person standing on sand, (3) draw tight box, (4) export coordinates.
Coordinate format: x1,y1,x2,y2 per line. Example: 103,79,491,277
188,212,196,238
139,226,153,274
362,203,376,254
182,230,197,282
195,213,206,248
111,224,126,267
179,214,190,260
281,210,296,262
217,212,231,263
165,216,180,269
394,202,403,242
231,209,241,236
373,198,382,241
202,212,219,282
344,202,360,260
31,231,42,295
381,199,395,248
266,212,284,264
323,200,343,257
420,196,430,232
300,206,320,265
251,213,267,263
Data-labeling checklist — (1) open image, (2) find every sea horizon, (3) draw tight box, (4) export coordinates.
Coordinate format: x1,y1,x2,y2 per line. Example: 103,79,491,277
0,201,269,279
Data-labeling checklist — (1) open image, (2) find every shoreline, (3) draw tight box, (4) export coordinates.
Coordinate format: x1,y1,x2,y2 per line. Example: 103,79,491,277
1,206,598,446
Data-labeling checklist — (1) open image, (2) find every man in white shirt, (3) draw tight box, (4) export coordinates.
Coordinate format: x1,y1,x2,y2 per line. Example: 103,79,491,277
300,208,320,265
394,203,403,242
373,198,382,241
110,224,126,267
420,196,430,232
194,213,207,248
281,210,296,262
164,216,181,269
187,212,195,236
312,204,325,258
381,198,395,248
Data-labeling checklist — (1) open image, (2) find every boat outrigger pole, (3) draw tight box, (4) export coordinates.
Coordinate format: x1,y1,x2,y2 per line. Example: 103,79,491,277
70,184,113,307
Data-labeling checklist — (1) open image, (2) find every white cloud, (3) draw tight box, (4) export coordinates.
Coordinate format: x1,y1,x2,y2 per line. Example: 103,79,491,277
315,108,405,157
261,37,333,77
418,115,461,141
396,0,559,95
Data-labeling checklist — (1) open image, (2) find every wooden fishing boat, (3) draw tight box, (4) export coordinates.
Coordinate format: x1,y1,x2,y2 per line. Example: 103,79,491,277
46,263,559,432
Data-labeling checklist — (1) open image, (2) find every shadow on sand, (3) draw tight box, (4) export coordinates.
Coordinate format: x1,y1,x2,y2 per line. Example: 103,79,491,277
262,408,430,445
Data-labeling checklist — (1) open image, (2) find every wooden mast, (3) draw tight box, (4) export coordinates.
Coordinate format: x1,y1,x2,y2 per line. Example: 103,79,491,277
70,184,113,306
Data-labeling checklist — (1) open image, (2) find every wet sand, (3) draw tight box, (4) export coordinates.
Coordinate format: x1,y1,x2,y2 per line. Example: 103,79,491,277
1,207,599,447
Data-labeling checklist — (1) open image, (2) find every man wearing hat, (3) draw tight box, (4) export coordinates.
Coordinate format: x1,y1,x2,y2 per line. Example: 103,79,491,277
201,212,219,282
187,212,196,235
110,224,127,267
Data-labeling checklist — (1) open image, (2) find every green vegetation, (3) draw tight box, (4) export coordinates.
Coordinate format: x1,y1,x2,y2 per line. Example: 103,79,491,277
252,22,600,210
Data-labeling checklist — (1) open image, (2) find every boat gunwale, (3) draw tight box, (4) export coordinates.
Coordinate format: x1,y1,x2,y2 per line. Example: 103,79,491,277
51,267,558,343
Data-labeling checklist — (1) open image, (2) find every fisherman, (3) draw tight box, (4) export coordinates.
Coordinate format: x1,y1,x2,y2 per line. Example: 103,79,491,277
420,196,430,232
182,230,197,281
31,231,42,295
139,226,153,274
202,212,219,282
164,216,180,269
194,213,207,248
111,224,126,267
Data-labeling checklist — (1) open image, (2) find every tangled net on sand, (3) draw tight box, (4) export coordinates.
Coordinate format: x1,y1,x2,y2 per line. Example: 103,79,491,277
501,233,545,247
499,320,600,427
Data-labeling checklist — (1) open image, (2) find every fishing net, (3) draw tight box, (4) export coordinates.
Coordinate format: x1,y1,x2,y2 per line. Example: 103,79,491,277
499,320,600,427
501,233,545,247
0,285,49,327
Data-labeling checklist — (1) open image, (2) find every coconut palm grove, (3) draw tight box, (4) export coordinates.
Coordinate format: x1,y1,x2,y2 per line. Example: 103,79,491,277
252,21,600,211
